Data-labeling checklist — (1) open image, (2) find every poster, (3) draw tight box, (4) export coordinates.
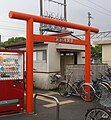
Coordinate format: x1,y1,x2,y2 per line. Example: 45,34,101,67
0,52,23,80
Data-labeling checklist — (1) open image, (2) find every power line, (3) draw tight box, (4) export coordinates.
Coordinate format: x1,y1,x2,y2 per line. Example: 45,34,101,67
0,27,25,32
1,33,25,38
0,24,25,32
0,25,25,30
48,0,64,5
72,0,111,17
0,19,25,26
87,0,111,13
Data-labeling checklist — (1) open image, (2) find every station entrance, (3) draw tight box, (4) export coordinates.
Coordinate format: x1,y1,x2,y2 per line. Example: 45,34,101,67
9,10,99,113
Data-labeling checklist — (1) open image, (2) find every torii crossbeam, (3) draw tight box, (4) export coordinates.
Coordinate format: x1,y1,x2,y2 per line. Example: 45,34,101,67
9,11,99,114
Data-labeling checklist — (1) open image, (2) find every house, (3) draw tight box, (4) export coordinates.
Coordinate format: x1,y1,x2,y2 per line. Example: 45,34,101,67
93,31,111,66
5,32,85,90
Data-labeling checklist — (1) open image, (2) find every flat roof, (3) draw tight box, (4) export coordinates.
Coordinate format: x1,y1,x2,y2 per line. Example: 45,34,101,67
93,40,111,45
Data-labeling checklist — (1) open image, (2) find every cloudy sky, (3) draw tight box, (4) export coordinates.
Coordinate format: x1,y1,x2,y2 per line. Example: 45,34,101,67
0,0,111,41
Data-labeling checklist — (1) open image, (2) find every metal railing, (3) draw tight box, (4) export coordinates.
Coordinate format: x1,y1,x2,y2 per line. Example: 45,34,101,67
34,93,60,120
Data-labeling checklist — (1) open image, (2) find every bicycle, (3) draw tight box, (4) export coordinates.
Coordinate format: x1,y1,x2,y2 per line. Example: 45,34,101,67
81,70,111,101
97,71,111,90
50,73,63,84
58,71,110,101
82,67,111,101
81,80,109,101
92,70,111,100
85,84,111,120
58,72,95,101
85,107,111,120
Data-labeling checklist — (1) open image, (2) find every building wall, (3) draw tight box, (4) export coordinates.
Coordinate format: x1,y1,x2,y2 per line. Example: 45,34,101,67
9,43,85,90
102,44,111,66
93,39,111,66
34,43,61,89
56,43,85,51
34,43,85,89
34,73,57,90
48,43,60,72
66,64,108,84
77,52,85,64
34,45,48,72
16,45,55,89
20,45,48,72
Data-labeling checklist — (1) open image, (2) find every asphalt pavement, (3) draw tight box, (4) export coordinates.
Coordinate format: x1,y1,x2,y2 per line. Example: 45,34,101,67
0,89,93,120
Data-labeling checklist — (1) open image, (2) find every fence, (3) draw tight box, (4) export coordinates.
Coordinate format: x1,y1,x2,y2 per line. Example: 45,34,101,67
66,64,108,83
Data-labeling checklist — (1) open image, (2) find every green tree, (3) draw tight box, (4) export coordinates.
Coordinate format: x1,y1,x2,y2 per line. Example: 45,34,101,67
91,45,102,63
0,42,5,48
0,37,26,48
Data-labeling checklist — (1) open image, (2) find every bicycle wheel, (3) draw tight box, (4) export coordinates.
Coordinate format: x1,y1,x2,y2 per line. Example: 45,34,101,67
85,108,111,120
80,84,95,101
94,83,109,100
58,82,72,97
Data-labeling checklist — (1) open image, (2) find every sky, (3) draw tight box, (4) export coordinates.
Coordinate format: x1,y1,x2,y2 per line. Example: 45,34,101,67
0,0,111,41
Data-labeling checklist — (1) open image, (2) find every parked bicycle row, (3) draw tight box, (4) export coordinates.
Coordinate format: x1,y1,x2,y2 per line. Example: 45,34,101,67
50,67,111,101
50,67,111,119
85,83,111,120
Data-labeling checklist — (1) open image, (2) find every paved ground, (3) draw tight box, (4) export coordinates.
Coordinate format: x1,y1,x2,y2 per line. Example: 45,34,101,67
0,89,94,120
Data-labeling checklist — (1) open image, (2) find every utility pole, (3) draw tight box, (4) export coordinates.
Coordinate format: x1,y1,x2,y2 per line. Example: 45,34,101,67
64,0,67,21
88,12,93,26
40,0,43,34
40,0,43,16
0,35,1,42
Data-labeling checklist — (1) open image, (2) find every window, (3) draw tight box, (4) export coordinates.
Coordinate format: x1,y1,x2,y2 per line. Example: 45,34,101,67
36,50,47,62
33,52,36,61
43,51,47,60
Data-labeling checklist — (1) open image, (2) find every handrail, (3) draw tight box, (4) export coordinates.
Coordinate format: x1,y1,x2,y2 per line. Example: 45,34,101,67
34,93,60,120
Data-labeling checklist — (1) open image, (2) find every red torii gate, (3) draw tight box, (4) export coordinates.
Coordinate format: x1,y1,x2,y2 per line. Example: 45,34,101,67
9,11,99,114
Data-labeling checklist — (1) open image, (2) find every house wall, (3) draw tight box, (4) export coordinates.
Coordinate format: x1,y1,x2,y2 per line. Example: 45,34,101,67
56,44,85,51
16,45,55,90
9,43,85,90
34,43,85,89
34,45,48,72
93,39,111,66
102,44,111,66
66,64,108,84
34,43,61,90
48,43,60,72
20,45,48,72
77,52,85,64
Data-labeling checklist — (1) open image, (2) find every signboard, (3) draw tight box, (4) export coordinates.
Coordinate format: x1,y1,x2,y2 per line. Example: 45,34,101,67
0,52,24,80
56,37,73,43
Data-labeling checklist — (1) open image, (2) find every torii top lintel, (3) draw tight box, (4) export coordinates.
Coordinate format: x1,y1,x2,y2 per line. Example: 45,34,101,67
9,11,99,33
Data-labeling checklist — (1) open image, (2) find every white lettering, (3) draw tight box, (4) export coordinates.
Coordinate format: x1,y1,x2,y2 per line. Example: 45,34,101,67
56,37,74,43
